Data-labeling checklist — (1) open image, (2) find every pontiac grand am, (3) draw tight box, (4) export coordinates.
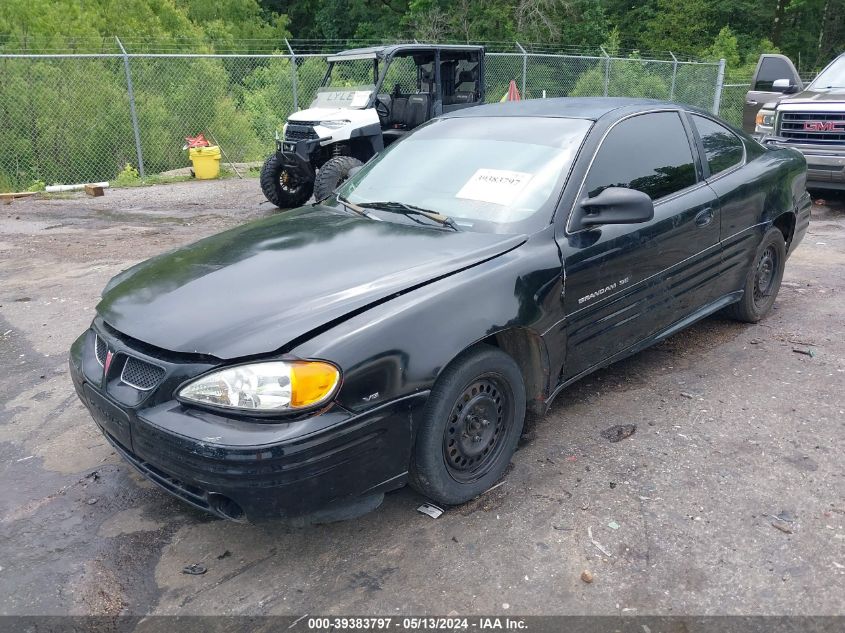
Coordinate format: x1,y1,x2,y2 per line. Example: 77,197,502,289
70,98,811,521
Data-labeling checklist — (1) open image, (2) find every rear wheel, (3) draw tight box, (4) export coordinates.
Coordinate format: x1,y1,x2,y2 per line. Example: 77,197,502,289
725,227,786,322
314,156,363,202
260,153,313,209
410,345,525,505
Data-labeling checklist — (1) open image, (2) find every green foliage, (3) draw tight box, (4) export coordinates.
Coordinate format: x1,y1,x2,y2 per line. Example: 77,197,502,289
1,0,842,190
114,163,141,186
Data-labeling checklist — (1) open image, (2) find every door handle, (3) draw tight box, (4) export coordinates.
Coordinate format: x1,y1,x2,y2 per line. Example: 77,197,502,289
746,100,758,106
695,207,714,227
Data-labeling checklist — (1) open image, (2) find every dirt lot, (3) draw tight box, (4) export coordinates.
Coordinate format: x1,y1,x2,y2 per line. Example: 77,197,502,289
0,179,843,616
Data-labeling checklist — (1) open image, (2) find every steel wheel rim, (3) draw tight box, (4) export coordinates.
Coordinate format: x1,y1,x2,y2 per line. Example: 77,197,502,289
753,244,778,308
442,373,513,483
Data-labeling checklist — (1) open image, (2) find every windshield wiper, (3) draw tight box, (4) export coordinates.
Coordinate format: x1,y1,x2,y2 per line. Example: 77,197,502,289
337,195,381,221
358,201,459,231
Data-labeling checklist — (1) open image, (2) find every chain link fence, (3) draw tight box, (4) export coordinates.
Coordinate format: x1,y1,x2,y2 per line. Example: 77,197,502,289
718,83,751,128
0,41,724,192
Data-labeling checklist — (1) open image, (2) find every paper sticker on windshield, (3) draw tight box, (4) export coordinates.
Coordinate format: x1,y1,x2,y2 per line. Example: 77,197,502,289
456,169,533,205
350,91,371,107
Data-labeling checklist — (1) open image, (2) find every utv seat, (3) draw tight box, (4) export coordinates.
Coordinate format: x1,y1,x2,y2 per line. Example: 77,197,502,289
451,68,479,104
382,93,431,144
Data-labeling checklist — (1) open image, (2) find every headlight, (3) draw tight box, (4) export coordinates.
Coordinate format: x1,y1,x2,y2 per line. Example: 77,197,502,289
178,361,340,412
755,110,775,131
318,119,351,129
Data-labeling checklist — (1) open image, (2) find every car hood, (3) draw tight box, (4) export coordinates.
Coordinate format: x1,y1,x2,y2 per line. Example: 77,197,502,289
97,206,526,359
779,88,845,105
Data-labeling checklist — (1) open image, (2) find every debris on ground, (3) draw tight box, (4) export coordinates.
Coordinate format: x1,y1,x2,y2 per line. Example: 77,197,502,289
680,392,695,399
581,569,594,583
182,563,208,575
417,503,444,519
775,510,796,523
771,520,793,534
216,550,231,560
607,521,620,530
588,526,612,557
792,348,815,357
600,424,637,443
482,481,506,495
86,498,98,505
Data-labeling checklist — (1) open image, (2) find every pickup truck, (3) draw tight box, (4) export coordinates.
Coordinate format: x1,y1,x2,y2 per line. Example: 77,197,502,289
745,52,845,190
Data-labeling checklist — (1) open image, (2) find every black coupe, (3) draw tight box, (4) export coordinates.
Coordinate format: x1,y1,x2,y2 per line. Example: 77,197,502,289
69,98,811,521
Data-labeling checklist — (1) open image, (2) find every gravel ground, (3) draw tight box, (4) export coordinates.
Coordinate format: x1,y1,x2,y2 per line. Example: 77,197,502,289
0,178,843,616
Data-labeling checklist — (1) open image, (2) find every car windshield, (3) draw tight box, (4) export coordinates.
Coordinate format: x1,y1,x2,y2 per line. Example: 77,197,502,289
338,116,592,233
809,55,845,89
311,86,374,110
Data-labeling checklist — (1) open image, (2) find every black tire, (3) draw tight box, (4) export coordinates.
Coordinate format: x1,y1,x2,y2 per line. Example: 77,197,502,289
259,153,313,209
725,227,786,323
313,156,363,202
409,345,526,505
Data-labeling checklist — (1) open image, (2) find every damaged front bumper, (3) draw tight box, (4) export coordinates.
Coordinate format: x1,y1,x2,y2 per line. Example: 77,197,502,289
69,324,423,521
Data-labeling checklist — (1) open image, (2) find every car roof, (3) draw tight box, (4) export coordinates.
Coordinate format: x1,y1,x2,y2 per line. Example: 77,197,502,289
332,44,485,58
441,97,700,122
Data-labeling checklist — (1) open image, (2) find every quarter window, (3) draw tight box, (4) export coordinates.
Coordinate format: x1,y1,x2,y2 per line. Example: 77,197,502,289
692,114,744,175
583,112,697,201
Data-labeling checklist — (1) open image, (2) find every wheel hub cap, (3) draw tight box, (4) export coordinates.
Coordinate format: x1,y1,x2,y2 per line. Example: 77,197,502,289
444,379,506,474
754,245,777,305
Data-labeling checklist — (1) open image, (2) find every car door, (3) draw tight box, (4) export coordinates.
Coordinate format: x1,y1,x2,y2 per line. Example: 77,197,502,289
559,110,720,380
743,54,802,132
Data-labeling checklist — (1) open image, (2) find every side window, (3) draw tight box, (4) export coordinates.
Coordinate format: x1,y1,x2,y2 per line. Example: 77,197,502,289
692,114,744,175
754,56,797,91
382,56,420,96
584,112,697,201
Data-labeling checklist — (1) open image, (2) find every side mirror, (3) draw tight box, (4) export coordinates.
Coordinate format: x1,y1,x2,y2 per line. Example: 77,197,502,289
573,187,654,230
772,78,799,94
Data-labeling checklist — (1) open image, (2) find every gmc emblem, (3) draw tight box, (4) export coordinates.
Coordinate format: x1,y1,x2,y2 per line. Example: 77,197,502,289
803,120,844,132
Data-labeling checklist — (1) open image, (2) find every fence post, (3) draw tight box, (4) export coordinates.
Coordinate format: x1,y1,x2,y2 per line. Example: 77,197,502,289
669,52,678,100
515,41,528,98
115,37,144,178
285,39,298,112
712,58,726,115
600,46,610,97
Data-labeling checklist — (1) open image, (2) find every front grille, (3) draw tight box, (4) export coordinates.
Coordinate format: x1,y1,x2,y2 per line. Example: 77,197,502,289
95,334,108,366
120,356,165,391
779,111,845,144
284,122,318,142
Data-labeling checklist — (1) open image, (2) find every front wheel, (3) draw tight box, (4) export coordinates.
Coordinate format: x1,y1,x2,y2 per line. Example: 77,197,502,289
725,226,786,322
410,345,526,505
313,156,363,202
259,153,313,209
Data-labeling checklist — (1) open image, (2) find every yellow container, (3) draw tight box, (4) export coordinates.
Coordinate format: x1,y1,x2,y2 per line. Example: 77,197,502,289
189,145,221,179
